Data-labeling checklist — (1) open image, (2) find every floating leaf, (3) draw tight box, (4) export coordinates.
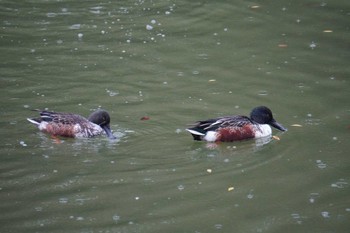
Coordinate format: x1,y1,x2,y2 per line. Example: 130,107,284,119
291,124,302,127
140,116,150,121
228,187,234,192
272,135,280,140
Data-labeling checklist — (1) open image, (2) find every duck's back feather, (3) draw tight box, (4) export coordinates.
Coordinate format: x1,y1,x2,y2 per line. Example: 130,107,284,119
37,111,87,125
190,115,253,132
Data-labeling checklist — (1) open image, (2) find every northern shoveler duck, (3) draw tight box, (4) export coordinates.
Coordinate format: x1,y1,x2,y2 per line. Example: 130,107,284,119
27,109,116,139
186,106,287,142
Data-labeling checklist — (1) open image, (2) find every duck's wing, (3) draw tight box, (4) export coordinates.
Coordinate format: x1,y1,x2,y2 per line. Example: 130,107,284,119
37,110,87,125
189,115,253,132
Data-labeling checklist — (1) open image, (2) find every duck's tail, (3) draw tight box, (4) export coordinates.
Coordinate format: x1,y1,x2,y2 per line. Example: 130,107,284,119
27,118,41,125
186,128,205,141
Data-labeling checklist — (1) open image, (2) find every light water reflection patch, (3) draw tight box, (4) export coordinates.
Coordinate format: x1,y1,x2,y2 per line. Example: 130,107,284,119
291,213,305,224
316,160,327,169
309,193,320,204
321,211,330,218
331,179,348,189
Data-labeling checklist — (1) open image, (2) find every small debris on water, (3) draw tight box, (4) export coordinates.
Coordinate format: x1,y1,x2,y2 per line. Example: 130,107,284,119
140,116,150,121
251,5,260,9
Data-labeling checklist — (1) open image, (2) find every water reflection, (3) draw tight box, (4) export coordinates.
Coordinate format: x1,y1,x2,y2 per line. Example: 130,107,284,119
25,127,127,152
188,134,282,154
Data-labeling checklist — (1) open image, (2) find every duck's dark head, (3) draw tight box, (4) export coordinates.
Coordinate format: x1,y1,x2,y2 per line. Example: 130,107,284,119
88,110,116,139
250,106,287,132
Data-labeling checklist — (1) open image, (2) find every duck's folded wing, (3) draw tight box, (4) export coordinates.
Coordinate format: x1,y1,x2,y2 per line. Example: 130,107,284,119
39,111,87,125
201,115,253,131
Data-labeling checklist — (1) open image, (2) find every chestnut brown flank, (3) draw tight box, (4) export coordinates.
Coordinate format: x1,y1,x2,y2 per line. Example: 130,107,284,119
217,125,255,142
45,123,76,138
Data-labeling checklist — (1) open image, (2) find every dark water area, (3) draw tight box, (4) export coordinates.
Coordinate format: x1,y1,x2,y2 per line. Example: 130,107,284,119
1,0,349,232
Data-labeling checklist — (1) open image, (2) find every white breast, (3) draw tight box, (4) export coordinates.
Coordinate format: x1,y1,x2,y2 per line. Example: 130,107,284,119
254,124,272,138
203,131,218,142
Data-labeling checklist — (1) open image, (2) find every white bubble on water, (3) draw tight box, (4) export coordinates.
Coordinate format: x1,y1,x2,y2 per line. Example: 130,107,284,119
112,214,120,223
258,90,268,96
309,193,319,203
177,185,184,191
316,160,327,169
47,12,57,17
19,141,27,147
309,41,317,49
291,213,303,224
146,24,153,30
69,24,81,30
331,179,348,188
106,89,119,97
59,197,68,204
321,211,330,218
35,206,43,212
177,71,184,76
